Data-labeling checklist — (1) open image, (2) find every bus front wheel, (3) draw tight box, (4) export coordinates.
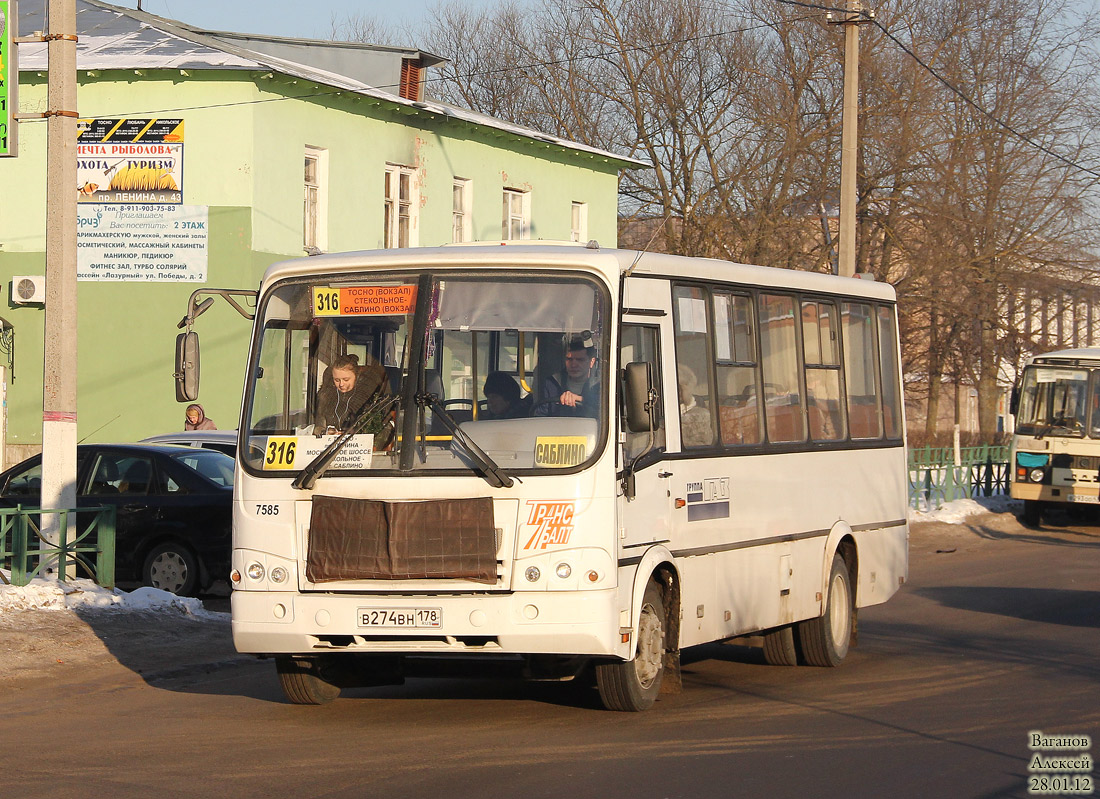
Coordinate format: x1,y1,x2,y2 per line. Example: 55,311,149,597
1022,500,1043,526
797,553,853,667
596,580,665,711
276,656,341,705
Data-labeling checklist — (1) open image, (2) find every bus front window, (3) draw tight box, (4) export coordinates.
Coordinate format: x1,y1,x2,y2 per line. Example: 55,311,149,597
241,272,609,475
1017,366,1089,437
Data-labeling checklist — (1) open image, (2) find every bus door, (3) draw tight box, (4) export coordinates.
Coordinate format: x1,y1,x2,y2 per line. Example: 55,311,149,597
618,311,675,550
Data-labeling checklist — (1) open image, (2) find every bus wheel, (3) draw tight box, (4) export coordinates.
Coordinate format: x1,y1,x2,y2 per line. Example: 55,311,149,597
798,553,853,667
276,656,341,705
762,625,798,666
1022,500,1043,526
596,580,665,711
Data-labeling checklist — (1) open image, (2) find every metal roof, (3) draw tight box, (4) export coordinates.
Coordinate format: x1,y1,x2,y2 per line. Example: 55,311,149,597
17,0,648,169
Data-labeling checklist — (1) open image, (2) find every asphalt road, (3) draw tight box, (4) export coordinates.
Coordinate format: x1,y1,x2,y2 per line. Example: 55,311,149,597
4,508,1098,799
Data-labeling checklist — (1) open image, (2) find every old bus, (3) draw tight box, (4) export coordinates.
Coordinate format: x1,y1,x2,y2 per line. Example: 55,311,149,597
221,242,908,710
1010,348,1100,525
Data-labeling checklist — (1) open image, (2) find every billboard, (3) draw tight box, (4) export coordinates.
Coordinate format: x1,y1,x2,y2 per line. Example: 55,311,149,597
76,118,185,203
0,0,17,157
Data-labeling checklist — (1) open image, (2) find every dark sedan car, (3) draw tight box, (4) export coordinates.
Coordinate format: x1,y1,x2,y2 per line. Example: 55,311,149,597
0,443,233,595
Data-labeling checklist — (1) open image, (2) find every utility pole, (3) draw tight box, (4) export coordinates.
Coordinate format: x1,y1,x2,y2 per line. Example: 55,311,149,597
40,0,78,573
832,0,869,278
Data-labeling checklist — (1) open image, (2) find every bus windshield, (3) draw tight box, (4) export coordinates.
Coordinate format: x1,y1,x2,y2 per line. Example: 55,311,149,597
1016,365,1096,438
241,270,609,475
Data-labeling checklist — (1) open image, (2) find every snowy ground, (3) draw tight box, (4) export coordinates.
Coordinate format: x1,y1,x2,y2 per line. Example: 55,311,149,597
908,494,1019,524
0,570,224,617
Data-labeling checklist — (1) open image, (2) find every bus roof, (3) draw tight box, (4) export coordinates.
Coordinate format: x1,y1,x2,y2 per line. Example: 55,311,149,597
1027,347,1100,366
259,243,897,302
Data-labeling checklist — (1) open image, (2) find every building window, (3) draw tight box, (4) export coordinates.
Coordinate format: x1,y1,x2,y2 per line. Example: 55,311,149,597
400,58,422,101
303,146,327,252
570,201,588,243
503,188,530,240
453,178,472,243
384,165,417,248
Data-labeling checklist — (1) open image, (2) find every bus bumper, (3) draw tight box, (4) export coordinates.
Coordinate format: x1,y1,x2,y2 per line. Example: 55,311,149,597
231,588,623,657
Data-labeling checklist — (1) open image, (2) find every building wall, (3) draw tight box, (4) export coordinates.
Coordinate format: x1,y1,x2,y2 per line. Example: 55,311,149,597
0,69,624,462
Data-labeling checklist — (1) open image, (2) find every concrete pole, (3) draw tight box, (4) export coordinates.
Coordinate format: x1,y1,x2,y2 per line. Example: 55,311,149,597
40,0,78,575
838,0,861,278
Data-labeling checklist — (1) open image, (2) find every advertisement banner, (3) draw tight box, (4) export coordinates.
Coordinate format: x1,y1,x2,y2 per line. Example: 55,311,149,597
77,118,184,203
77,205,208,281
0,0,16,157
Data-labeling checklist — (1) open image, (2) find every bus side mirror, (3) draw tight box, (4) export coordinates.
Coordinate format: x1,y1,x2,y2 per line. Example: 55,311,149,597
1010,386,1019,416
174,330,200,402
624,361,654,433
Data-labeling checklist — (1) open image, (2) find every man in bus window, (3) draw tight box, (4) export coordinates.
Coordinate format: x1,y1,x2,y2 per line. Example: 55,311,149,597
534,335,600,418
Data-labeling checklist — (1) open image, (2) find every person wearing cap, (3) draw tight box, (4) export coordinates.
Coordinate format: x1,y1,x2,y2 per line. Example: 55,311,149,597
534,335,601,418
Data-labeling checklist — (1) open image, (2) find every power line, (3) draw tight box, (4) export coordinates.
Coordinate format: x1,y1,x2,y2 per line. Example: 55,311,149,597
774,0,1100,180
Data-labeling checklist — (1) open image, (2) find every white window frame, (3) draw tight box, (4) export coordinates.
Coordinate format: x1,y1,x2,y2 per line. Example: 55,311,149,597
384,164,419,249
304,145,328,253
453,178,472,243
502,188,530,240
570,201,588,243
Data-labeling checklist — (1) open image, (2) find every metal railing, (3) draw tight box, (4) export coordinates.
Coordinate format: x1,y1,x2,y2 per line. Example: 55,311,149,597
0,505,116,588
908,445,1011,511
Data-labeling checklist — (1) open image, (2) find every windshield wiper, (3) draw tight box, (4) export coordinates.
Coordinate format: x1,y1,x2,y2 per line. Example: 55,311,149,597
292,393,400,490
420,393,514,488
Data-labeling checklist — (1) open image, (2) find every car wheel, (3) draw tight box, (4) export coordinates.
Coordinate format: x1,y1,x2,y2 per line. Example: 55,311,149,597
142,543,199,596
276,656,341,705
797,553,854,667
595,580,666,711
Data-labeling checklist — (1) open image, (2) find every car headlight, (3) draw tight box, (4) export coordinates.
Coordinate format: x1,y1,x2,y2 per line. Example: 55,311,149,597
1029,468,1045,483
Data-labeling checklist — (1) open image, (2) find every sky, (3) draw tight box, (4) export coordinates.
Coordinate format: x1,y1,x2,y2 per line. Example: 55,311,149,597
120,0,513,40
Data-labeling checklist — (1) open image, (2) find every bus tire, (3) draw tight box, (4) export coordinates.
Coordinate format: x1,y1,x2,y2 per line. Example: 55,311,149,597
762,625,798,666
797,553,853,667
596,580,665,711
142,542,199,596
1022,500,1043,526
276,656,341,705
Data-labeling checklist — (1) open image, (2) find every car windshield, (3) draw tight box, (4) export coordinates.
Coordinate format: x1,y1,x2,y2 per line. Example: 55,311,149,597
1016,366,1094,438
240,270,609,476
171,449,235,487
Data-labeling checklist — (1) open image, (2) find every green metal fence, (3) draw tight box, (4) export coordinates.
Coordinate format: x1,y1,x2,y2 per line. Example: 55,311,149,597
908,445,1011,511
0,505,116,588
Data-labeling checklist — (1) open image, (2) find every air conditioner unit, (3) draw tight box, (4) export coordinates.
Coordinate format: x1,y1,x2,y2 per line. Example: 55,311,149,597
11,275,46,305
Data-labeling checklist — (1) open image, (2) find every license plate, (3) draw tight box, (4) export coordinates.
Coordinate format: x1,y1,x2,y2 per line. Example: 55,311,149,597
1066,494,1099,504
358,607,443,629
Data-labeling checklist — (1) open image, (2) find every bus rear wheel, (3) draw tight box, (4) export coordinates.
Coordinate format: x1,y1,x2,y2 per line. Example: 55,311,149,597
762,625,798,666
276,656,341,705
797,553,853,667
596,580,665,711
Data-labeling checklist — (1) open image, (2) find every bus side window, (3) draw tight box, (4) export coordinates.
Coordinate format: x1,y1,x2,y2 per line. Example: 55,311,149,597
714,292,761,446
672,285,717,448
620,324,665,459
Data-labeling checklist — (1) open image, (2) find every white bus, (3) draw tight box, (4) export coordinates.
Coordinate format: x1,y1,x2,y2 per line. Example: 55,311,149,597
1010,347,1100,525
209,242,908,711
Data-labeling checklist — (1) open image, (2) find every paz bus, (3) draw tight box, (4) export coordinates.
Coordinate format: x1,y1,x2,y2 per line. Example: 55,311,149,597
190,242,908,711
1010,347,1100,525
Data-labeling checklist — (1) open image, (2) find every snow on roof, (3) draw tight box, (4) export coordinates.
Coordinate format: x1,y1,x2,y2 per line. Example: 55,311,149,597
17,0,649,169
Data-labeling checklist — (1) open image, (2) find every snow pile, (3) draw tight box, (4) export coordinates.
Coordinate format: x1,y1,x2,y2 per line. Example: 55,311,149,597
909,494,1019,523
0,570,222,618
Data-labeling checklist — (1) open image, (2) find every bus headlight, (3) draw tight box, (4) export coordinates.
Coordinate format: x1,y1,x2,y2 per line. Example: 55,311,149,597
525,566,541,582
270,566,289,583
1029,468,1045,482
555,562,572,579
246,562,265,581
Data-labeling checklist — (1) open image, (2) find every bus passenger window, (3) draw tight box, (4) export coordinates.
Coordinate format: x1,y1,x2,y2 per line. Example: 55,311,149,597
842,302,882,439
672,286,716,448
803,301,844,442
713,292,761,446
759,293,805,443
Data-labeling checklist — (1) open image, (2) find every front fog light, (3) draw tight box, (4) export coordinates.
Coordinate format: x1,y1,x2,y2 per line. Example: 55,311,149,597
525,566,541,582
555,562,572,579
246,562,265,581
1029,468,1045,482
270,566,288,583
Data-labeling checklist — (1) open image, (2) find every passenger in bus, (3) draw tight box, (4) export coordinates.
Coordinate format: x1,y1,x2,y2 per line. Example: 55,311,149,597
534,335,600,418
313,353,390,433
678,365,714,447
482,371,528,419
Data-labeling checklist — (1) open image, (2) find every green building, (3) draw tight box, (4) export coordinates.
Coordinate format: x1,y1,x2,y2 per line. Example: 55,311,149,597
0,0,642,466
